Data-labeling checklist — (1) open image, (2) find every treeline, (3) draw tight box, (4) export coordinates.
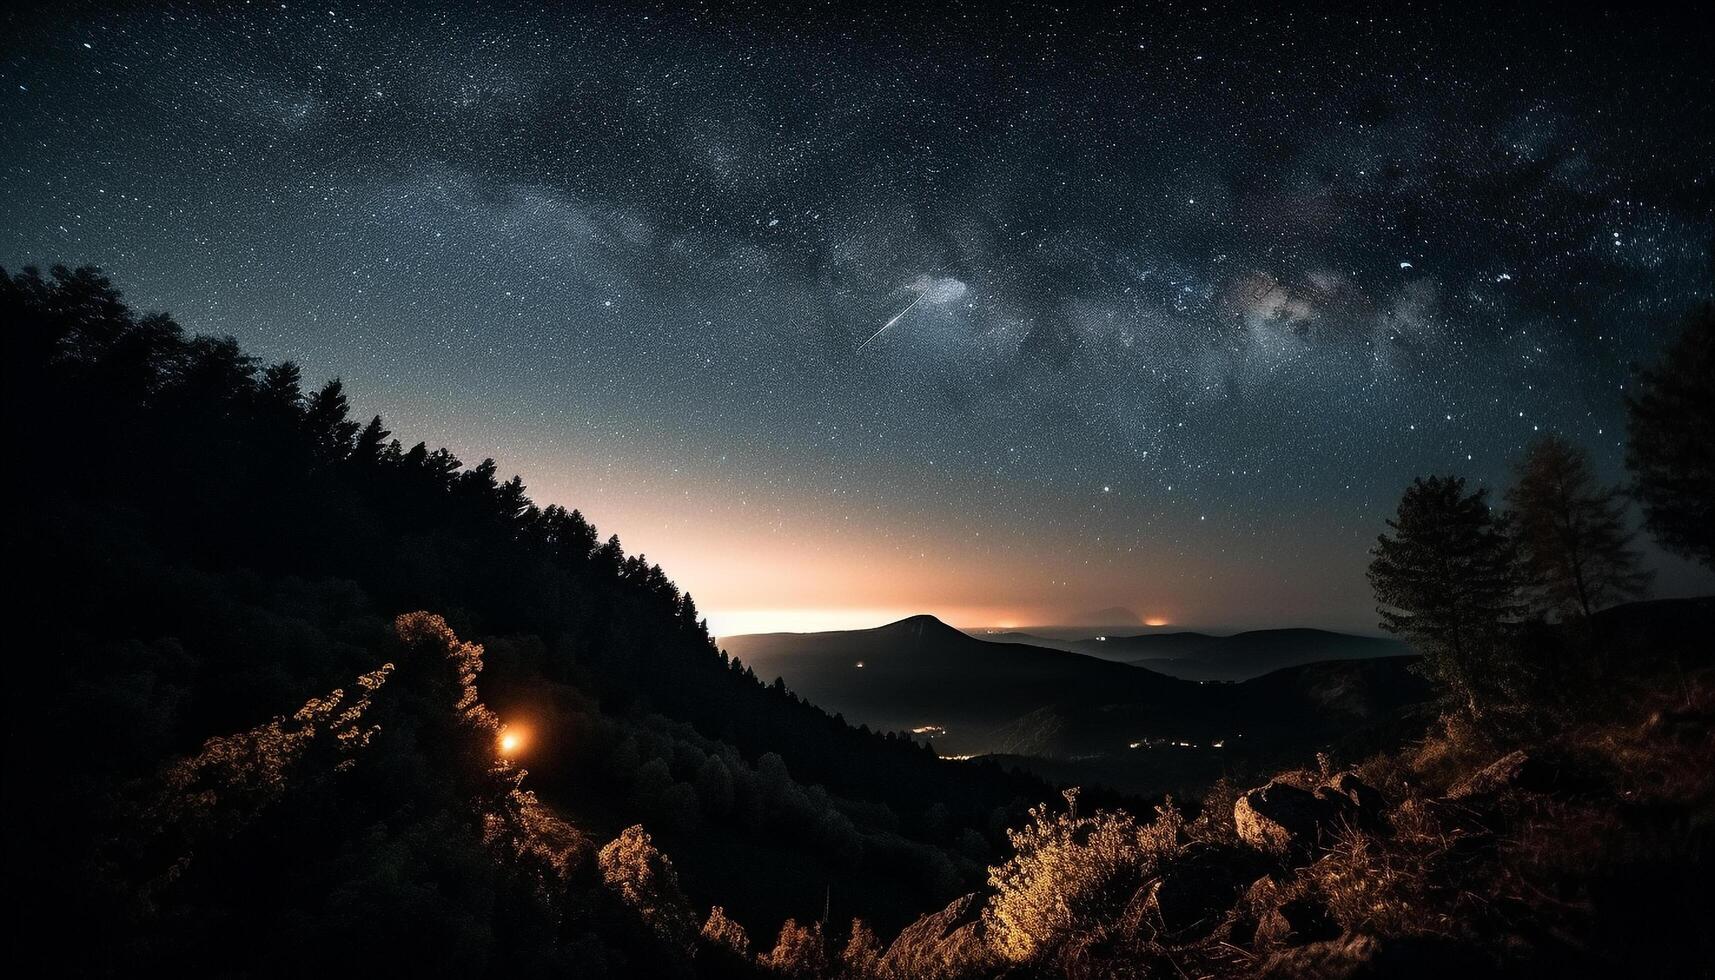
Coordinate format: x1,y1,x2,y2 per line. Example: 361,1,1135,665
1,265,1063,971
1368,295,1713,732
2,265,926,784
0,264,1060,801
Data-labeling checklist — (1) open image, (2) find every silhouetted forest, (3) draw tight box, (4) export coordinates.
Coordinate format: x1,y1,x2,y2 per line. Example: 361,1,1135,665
1,265,1070,974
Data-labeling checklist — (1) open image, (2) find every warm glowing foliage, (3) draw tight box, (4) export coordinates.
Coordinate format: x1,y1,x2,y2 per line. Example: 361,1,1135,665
699,905,753,959
983,787,1186,963
838,918,884,980
482,787,588,887
765,918,829,978
394,610,497,732
597,824,696,952
146,663,393,887
391,613,591,888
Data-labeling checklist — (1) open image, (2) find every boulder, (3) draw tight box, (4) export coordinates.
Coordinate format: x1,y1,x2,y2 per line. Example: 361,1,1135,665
879,893,997,980
1322,771,1386,817
1235,780,1329,856
1242,874,1283,910
1253,893,1339,948
1237,772,1389,856
1146,842,1265,940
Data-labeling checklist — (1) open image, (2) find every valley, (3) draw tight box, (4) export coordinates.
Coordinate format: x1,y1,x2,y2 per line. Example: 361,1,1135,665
721,615,1431,796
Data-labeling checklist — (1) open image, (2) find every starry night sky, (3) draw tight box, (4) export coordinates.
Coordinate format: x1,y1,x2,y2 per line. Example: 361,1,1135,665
4,2,1712,634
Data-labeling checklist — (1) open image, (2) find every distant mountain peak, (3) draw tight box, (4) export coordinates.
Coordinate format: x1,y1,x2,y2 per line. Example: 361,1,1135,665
881,613,955,632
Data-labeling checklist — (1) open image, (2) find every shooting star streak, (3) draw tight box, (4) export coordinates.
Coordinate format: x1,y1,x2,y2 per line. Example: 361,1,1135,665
857,291,927,352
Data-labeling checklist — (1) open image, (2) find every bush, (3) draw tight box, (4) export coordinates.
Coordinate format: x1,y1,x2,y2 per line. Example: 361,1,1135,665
700,905,753,959
838,919,884,979
765,919,828,978
983,788,1186,963
696,755,736,818
597,825,696,953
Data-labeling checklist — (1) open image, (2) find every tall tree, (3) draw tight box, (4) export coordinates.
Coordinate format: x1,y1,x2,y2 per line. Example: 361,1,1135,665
1368,476,1524,718
1507,435,1651,621
352,415,390,466
256,361,304,417
304,378,360,462
1625,301,1715,569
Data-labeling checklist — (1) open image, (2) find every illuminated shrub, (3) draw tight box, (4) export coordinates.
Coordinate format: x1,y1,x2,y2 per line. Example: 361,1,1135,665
598,824,696,952
765,919,828,978
983,788,1186,963
700,905,753,959
838,919,884,979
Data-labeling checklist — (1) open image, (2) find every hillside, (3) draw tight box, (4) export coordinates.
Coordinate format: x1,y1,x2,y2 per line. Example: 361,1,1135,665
981,627,1407,679
875,650,1715,979
979,628,1219,660
1117,629,1407,680
721,616,1430,763
723,615,1201,754
1,267,1055,966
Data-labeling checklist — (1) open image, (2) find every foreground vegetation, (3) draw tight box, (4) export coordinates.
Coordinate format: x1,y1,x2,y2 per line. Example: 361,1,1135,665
831,599,1713,978
87,600,1712,978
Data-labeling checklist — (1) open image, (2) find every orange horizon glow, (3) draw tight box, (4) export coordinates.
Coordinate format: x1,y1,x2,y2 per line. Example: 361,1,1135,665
706,607,1177,637
707,607,1032,637
381,439,1399,638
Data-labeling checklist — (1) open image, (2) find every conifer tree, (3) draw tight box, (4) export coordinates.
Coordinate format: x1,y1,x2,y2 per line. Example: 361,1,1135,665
304,378,359,461
1368,476,1524,718
1507,435,1650,621
352,415,390,465
256,361,304,416
1626,301,1715,569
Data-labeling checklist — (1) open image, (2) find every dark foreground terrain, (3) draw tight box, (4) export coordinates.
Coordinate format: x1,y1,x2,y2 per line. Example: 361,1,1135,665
5,266,1711,978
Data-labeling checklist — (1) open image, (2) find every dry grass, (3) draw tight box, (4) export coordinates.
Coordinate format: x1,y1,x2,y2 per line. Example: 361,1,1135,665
1404,712,1498,792
852,669,1715,979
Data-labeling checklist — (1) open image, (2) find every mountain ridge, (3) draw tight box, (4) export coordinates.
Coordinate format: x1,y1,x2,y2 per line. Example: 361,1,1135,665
965,624,1407,678
719,615,1428,761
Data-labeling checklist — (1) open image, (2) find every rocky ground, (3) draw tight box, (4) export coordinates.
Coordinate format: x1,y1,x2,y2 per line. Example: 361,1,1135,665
775,669,1715,979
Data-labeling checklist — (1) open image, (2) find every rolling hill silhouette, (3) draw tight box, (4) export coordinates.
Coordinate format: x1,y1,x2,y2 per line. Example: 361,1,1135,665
984,627,1407,679
720,616,1428,761
1113,628,1407,680
722,615,1191,752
